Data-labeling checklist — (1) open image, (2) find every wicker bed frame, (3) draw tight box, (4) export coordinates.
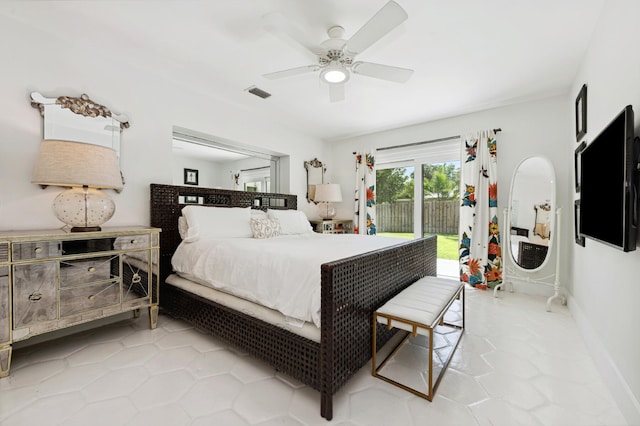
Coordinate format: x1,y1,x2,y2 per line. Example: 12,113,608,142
149,184,437,420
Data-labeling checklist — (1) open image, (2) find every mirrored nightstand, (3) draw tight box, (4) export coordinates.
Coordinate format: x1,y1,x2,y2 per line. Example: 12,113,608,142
310,220,353,234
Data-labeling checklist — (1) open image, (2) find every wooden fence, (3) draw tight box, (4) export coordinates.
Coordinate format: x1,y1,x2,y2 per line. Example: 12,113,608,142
376,199,459,235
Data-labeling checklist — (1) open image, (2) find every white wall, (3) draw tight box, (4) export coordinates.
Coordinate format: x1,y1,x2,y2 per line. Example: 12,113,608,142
568,2,640,424
0,14,325,230
328,96,572,297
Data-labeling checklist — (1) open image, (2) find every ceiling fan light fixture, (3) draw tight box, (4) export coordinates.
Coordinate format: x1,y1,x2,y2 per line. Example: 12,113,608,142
320,64,349,84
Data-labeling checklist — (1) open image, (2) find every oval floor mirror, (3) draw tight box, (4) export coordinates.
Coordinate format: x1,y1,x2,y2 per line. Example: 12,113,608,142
494,156,566,311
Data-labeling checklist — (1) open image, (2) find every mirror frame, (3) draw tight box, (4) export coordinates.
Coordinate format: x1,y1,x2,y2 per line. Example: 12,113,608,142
31,91,128,157
507,156,556,272
304,158,325,203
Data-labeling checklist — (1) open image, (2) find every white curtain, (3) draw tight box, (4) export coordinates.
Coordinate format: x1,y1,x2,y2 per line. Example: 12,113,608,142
354,151,377,235
459,131,502,289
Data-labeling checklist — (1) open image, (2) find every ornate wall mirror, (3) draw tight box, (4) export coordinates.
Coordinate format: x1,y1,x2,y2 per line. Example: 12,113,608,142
507,156,556,271
304,158,325,202
31,92,129,161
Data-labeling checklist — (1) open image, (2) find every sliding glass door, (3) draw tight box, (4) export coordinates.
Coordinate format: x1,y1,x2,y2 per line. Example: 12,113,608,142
376,165,414,239
376,138,461,278
422,161,460,278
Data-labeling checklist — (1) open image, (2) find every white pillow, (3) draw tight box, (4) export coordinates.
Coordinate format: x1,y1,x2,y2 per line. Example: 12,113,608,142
250,218,281,239
250,209,268,219
181,205,252,242
178,216,188,240
267,209,312,235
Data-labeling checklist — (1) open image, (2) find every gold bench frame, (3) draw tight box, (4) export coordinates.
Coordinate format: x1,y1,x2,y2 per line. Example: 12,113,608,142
372,284,465,400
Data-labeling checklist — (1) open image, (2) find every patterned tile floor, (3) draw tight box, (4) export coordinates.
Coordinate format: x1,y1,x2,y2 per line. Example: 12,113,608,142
0,286,628,425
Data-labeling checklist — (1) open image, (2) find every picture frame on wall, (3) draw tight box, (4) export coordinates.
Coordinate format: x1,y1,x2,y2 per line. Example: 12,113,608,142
574,199,585,246
184,168,199,186
575,84,587,141
574,141,586,192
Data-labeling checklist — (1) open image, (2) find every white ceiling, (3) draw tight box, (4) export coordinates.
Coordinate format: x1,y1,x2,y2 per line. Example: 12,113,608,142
4,1,605,142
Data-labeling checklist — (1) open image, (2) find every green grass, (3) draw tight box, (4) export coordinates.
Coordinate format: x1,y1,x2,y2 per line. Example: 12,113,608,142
377,232,458,260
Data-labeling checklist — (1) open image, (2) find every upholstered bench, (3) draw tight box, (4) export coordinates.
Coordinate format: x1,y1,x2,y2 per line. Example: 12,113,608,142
372,276,465,400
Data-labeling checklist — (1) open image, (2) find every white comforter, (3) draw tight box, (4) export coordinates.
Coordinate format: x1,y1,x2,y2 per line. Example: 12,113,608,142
171,232,404,327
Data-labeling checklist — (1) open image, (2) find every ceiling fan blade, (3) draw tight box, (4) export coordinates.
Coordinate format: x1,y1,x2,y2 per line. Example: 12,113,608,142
263,12,326,57
263,65,320,80
351,61,413,83
345,1,408,56
329,83,345,103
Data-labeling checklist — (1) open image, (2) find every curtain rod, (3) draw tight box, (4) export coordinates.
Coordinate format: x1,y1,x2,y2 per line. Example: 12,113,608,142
362,128,502,154
376,135,459,152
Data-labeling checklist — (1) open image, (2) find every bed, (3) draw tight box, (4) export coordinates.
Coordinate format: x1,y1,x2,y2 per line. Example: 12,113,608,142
510,231,549,268
149,184,437,420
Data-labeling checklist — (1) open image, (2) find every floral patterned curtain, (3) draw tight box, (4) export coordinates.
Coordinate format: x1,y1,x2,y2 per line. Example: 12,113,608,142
354,151,376,235
459,131,502,289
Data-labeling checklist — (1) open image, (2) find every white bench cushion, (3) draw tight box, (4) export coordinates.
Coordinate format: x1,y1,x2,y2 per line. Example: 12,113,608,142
376,276,463,335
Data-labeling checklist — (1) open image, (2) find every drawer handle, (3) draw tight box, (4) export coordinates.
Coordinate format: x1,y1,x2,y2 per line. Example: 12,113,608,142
88,295,96,301
34,247,43,254
29,292,42,302
88,266,96,273
130,239,137,244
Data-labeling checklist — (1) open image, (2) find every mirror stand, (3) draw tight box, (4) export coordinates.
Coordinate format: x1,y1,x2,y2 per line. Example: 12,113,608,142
494,207,566,311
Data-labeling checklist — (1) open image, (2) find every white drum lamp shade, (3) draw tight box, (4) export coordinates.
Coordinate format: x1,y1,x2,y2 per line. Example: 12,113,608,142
31,140,124,232
314,183,342,220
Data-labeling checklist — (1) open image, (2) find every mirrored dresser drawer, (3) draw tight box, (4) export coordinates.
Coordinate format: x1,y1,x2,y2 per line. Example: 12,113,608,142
59,280,121,317
59,256,117,287
12,241,62,260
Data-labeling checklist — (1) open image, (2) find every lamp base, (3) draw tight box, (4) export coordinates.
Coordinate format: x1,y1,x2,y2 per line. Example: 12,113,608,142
319,204,336,220
53,187,115,231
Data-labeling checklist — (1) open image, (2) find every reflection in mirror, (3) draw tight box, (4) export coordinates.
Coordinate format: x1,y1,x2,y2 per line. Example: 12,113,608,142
172,127,284,193
304,158,325,202
31,92,129,160
508,157,555,271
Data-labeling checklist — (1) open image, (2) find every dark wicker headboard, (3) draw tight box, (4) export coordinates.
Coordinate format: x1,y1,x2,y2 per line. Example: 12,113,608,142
150,184,297,283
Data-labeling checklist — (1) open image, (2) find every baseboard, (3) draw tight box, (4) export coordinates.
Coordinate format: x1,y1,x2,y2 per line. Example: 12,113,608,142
568,295,640,425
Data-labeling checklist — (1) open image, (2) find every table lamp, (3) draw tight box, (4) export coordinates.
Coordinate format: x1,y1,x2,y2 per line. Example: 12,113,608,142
314,183,342,220
31,139,124,232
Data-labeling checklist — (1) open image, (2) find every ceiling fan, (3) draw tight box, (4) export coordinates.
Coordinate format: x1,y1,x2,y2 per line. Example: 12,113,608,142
262,1,413,102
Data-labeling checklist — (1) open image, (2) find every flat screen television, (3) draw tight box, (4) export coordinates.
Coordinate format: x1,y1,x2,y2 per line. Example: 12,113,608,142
580,105,638,251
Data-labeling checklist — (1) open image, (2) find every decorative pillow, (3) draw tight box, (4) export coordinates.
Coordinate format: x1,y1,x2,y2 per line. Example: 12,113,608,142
267,209,312,235
181,205,252,242
250,218,281,239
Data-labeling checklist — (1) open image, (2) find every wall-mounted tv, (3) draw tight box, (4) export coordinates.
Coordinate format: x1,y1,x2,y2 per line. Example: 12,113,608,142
579,105,638,251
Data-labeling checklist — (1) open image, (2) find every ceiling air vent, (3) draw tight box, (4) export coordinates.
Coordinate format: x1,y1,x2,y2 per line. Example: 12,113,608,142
245,86,271,99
